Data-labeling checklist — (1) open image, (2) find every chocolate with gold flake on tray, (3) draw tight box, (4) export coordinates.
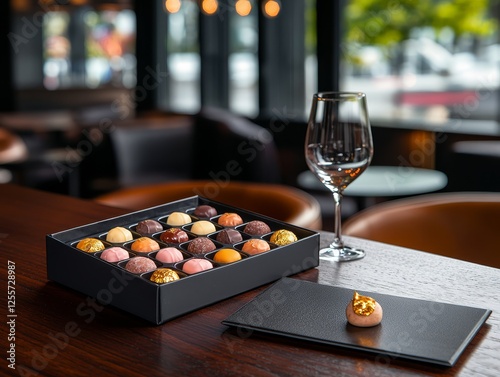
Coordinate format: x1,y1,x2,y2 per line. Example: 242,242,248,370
160,228,189,244
150,268,180,283
270,229,297,246
76,238,105,253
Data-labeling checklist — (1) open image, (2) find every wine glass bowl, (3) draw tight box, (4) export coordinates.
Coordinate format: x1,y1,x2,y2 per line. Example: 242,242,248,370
305,92,374,261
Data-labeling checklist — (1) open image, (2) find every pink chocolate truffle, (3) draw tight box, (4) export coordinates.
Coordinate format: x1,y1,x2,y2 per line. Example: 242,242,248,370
182,258,213,274
100,247,129,263
125,257,157,274
156,247,184,264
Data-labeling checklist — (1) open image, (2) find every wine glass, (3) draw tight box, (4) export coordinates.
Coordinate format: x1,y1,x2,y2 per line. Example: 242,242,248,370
305,92,374,262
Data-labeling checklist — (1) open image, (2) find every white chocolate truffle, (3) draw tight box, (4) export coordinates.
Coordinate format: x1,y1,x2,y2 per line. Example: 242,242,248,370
191,220,216,235
166,212,191,226
346,291,383,327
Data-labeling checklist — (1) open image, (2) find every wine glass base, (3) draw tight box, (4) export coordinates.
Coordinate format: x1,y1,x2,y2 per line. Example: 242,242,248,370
319,246,365,262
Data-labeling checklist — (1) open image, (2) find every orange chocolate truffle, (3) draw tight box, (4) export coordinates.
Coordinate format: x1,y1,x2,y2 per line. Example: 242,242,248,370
131,237,160,253
218,213,243,227
214,248,242,264
242,239,270,255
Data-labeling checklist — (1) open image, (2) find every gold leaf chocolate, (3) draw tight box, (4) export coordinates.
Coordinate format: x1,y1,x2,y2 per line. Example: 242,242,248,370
150,268,180,284
76,238,105,253
270,229,297,246
352,291,376,316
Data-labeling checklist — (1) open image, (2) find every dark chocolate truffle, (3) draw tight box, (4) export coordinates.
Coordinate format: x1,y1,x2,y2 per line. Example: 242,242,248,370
216,229,243,244
243,220,271,236
187,237,217,254
136,219,163,235
193,205,217,218
160,228,189,244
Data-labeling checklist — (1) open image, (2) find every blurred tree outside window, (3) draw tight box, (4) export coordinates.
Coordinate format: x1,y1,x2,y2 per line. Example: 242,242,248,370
341,0,499,123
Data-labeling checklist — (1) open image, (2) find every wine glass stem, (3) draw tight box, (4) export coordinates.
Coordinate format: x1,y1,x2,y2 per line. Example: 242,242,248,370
332,191,344,248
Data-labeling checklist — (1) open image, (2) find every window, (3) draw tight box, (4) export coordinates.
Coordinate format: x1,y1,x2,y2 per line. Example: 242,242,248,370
340,0,500,124
11,2,136,91
228,5,259,116
166,0,200,112
84,9,136,89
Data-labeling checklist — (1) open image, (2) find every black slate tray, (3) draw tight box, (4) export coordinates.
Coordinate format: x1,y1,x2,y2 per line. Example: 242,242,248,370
222,277,491,367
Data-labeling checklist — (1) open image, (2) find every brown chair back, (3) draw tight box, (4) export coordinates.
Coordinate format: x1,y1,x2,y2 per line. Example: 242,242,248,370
95,180,322,230
343,192,500,268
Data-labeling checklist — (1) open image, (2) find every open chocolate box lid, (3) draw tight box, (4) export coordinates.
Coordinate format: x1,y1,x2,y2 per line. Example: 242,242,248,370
46,196,320,324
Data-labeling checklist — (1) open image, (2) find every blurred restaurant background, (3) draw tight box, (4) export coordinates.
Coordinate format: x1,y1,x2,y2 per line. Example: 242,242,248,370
1,0,500,230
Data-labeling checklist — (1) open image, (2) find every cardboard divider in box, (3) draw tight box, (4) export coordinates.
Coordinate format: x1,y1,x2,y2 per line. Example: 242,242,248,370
46,196,320,324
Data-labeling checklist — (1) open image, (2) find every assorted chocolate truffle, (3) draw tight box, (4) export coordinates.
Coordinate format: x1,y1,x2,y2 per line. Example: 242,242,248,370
160,228,189,244
242,239,271,255
182,258,213,274
106,227,133,243
218,213,243,227
76,238,105,253
187,237,217,254
131,237,160,253
125,257,157,274
100,247,129,262
243,220,271,236
270,229,298,246
216,229,243,244
190,220,216,236
150,268,180,284
193,205,217,218
213,248,242,264
136,219,163,235
166,212,192,226
155,247,184,264
346,291,383,327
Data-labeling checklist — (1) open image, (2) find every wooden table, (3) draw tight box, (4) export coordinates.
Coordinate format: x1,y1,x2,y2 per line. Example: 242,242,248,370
1,184,498,377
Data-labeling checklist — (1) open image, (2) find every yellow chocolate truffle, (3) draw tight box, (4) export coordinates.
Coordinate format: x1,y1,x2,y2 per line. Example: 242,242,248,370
106,227,133,243
191,220,216,235
346,291,383,327
166,212,192,226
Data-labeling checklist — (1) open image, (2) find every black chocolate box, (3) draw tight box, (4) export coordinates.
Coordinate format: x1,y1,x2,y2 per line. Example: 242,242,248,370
46,196,320,324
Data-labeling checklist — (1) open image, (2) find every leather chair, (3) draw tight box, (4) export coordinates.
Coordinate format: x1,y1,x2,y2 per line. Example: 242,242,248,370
343,192,500,268
0,128,28,184
95,180,323,230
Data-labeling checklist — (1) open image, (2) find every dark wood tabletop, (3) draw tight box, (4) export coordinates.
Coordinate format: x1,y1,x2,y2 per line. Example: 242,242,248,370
1,183,498,377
